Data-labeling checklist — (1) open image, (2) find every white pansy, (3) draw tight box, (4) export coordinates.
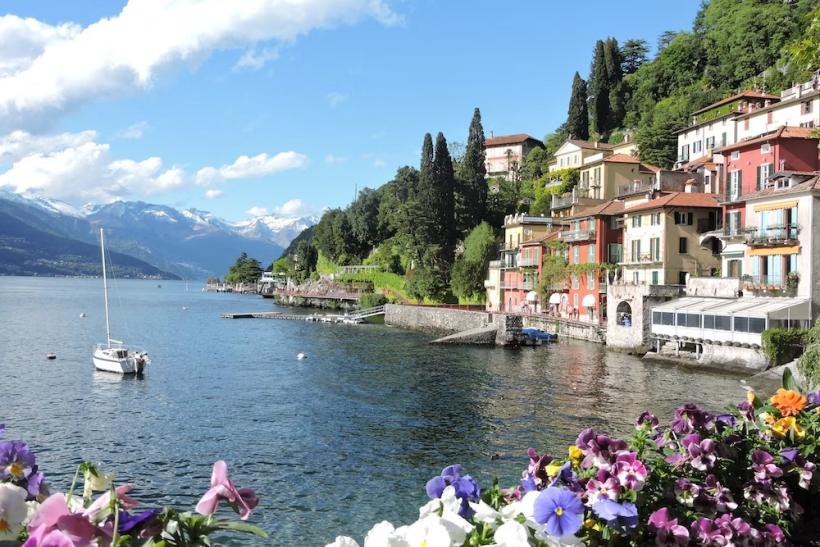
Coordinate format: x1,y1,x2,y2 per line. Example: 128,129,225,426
404,515,459,547
364,520,410,547
325,536,360,547
83,469,114,498
501,490,541,531
490,520,531,547
469,499,502,526
0,483,29,540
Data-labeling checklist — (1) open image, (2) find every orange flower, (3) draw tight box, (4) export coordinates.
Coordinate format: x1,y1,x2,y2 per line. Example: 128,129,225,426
770,388,806,417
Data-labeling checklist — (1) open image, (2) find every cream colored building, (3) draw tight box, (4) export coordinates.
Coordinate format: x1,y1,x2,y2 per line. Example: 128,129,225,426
736,74,820,140
621,192,722,286
485,134,543,180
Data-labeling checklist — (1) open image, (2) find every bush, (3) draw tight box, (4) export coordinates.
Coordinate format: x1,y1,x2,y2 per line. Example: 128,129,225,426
798,319,820,389
762,328,807,366
359,292,387,309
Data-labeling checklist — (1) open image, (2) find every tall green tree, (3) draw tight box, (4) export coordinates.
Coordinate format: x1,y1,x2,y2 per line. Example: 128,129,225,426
451,222,497,301
455,108,488,236
566,72,590,140
588,40,611,138
224,252,263,284
657,30,679,55
433,131,456,260
293,240,318,281
621,39,650,74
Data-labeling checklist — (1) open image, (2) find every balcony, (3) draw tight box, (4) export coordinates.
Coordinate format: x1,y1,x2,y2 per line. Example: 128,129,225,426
520,279,535,290
559,228,596,242
518,256,540,267
744,226,800,246
624,252,662,265
551,193,576,210
618,180,654,196
488,260,502,269
742,273,799,296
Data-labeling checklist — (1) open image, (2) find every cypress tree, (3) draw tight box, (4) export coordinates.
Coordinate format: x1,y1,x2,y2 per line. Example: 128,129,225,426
414,133,437,260
604,37,625,130
456,108,488,234
588,40,610,138
566,72,589,140
433,131,456,258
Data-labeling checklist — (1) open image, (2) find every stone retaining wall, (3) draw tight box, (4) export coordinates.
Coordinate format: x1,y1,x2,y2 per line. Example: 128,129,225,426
522,316,606,343
384,304,493,335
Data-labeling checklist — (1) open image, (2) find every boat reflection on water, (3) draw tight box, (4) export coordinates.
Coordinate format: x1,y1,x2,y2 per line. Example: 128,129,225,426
92,369,146,385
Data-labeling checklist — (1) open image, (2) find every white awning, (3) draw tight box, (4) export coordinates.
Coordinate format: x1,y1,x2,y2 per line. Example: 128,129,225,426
526,291,538,302
721,243,746,256
582,294,596,307
651,296,810,320
549,292,561,304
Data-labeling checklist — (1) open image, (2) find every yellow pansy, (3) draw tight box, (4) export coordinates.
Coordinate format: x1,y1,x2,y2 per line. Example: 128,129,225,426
568,446,584,467
545,462,563,478
770,416,805,439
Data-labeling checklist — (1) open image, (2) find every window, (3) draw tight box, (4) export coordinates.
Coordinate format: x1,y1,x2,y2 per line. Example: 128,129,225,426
713,315,731,330
587,244,596,263
686,314,701,328
674,212,694,225
573,294,579,308
757,163,773,189
650,237,661,260
571,273,579,289
680,144,690,161
679,237,688,254
761,143,771,154
749,318,766,333
650,213,661,226
651,271,659,285
703,315,715,329
706,136,715,149
802,101,813,115
676,313,687,326
727,210,741,235
678,271,687,285
731,150,740,160
587,272,595,289
721,133,727,147
729,170,742,199
633,272,639,284
693,140,702,153
734,317,749,332
631,215,642,228
631,240,642,261
573,246,580,264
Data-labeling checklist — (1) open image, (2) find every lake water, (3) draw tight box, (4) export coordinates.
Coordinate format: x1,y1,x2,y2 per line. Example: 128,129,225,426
0,277,749,545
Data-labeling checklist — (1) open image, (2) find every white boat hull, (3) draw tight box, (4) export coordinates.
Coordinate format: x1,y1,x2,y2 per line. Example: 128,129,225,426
93,348,148,375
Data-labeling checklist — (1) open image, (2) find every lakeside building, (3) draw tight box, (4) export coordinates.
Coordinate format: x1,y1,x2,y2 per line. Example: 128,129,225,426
735,73,820,140
621,192,722,286
702,127,820,276
558,199,624,323
485,213,565,312
484,133,543,181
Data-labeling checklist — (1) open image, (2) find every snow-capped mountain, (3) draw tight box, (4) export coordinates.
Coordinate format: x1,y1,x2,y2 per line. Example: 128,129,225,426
0,192,317,279
233,214,319,247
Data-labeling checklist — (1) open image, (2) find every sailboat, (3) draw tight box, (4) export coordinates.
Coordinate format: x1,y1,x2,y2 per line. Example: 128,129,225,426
92,228,151,375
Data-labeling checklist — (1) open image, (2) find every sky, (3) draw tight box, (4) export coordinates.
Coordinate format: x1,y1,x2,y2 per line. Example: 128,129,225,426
0,0,702,222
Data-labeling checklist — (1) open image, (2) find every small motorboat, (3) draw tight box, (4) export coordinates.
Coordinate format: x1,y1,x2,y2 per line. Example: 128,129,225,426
521,327,558,343
46,352,57,360
79,313,86,318
297,352,307,360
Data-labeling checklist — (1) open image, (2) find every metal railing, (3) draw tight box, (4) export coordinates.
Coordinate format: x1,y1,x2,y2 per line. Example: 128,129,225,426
744,275,786,288
560,228,596,242
488,260,502,268
744,226,800,244
625,252,661,264
518,256,540,267
551,193,576,209
618,180,654,196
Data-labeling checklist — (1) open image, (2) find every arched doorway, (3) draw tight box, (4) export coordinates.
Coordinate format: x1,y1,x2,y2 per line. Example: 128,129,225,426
616,301,632,327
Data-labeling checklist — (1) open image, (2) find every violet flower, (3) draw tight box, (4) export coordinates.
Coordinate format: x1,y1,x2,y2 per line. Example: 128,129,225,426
751,450,783,481
196,461,259,521
533,486,584,539
715,414,737,432
425,464,479,519
736,400,755,422
806,391,820,405
591,499,638,534
584,476,619,506
682,434,717,471
673,478,699,507
575,429,627,469
647,508,689,546
636,411,659,430
690,517,731,545
670,403,713,434
614,452,646,491
524,448,553,489
118,508,160,536
0,440,35,482
704,475,737,512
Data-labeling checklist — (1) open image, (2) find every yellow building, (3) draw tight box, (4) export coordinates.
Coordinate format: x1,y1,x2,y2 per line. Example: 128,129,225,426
621,192,722,285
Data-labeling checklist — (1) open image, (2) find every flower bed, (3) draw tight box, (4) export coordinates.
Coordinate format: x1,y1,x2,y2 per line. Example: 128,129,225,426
0,427,265,546
327,373,820,546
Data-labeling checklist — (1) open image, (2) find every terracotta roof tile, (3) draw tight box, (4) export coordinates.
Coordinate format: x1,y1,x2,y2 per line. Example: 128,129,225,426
692,91,779,116
602,153,639,163
566,199,625,219
565,139,615,150
740,171,820,201
485,133,541,147
714,126,818,153
624,192,721,213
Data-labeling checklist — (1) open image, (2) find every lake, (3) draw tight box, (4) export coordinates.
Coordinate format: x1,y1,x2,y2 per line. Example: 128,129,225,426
0,277,748,545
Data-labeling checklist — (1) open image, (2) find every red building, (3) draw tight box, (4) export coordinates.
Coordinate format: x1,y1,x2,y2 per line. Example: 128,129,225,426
558,199,624,322
716,126,820,232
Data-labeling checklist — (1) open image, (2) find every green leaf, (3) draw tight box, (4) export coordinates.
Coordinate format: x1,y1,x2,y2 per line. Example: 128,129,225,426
782,367,802,393
212,521,269,538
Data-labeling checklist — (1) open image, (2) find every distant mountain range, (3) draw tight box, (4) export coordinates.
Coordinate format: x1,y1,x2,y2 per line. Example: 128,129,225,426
0,190,318,279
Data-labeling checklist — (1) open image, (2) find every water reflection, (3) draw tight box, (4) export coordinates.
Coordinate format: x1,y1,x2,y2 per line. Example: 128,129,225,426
0,277,750,546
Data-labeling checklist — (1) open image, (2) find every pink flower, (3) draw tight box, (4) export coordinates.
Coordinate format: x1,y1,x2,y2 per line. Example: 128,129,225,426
83,484,139,519
23,494,106,547
196,461,258,521
614,452,646,491
584,477,620,506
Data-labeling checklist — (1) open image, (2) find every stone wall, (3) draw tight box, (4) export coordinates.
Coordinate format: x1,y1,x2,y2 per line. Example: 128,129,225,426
384,304,493,335
522,316,606,343
685,276,741,298
606,283,685,352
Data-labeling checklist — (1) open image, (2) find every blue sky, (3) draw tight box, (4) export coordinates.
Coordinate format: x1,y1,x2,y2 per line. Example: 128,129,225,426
0,1,701,221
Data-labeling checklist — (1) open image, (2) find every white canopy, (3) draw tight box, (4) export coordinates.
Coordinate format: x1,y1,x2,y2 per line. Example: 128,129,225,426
721,243,746,256
548,293,562,304
582,294,596,307
526,291,538,302
651,296,810,320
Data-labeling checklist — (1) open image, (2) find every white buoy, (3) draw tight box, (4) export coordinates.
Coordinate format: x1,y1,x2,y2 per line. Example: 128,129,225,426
297,352,307,360
182,306,188,310
79,313,86,318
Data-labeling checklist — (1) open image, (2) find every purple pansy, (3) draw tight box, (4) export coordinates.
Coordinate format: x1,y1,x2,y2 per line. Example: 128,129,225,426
425,464,480,518
591,499,638,534
533,486,584,539
118,509,161,535
636,411,659,430
751,450,783,481
614,452,647,491
648,508,690,546
0,440,36,481
682,434,717,471
575,429,627,470
670,403,713,434
584,476,619,506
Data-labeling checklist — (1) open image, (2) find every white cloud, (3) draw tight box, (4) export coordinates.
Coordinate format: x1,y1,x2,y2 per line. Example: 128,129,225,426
273,198,313,216
0,0,401,129
245,206,269,217
324,154,347,164
372,158,386,168
326,91,348,108
195,151,307,185
0,129,307,203
235,46,279,70
116,120,148,139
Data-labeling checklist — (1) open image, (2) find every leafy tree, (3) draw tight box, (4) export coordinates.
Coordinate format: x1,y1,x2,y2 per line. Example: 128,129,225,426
451,222,497,301
455,108,488,236
224,252,263,284
292,240,318,281
313,208,355,264
657,30,680,55
566,72,589,140
347,187,382,255
621,38,649,74
543,124,569,158
785,7,820,79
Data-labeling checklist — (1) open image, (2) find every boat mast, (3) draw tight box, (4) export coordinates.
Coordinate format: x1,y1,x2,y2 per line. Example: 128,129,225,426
100,228,112,348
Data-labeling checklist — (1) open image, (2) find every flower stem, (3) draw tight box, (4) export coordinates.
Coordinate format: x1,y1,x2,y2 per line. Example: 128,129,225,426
66,464,82,505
